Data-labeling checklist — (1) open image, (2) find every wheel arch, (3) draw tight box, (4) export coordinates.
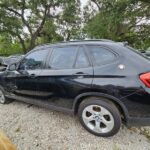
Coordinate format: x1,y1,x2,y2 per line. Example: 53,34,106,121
73,92,129,121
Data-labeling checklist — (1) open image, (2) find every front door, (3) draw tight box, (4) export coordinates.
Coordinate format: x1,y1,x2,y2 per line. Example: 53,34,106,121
36,46,94,109
13,48,49,98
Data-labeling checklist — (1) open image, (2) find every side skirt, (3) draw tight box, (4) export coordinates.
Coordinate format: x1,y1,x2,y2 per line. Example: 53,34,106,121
126,116,150,127
5,94,74,115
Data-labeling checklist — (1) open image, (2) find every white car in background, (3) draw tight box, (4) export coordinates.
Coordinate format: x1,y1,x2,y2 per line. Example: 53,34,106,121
0,54,24,71
145,51,150,58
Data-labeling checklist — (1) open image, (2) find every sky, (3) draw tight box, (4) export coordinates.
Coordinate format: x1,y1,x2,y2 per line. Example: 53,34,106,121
80,0,88,8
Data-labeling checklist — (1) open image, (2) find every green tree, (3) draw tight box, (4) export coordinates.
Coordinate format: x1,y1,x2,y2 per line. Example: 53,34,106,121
0,0,81,54
57,0,81,41
0,34,22,56
83,0,150,49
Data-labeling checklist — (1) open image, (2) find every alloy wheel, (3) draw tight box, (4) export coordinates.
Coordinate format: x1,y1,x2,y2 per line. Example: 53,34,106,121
82,105,114,134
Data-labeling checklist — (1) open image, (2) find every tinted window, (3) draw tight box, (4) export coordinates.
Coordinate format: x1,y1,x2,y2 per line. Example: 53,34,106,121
75,48,90,68
19,49,48,70
49,46,78,69
89,46,115,65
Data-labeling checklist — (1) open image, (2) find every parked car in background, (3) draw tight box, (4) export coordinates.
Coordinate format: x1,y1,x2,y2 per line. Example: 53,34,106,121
0,40,150,137
135,48,150,59
0,54,24,71
0,57,6,71
145,51,150,58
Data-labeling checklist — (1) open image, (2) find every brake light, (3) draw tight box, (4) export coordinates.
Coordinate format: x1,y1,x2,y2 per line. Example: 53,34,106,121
140,72,150,88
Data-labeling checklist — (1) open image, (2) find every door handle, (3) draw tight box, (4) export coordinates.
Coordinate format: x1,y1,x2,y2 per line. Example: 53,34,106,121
29,74,37,78
73,72,88,75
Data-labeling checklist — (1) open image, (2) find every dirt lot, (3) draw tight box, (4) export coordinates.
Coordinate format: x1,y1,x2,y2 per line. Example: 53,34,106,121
0,101,150,150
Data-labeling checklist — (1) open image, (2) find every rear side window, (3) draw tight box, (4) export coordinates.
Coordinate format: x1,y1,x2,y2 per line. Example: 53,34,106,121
49,46,78,69
75,48,90,68
89,46,116,65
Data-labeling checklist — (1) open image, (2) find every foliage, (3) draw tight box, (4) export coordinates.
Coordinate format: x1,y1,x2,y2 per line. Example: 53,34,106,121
57,0,81,40
0,0,149,56
0,34,22,56
83,0,150,50
0,0,81,54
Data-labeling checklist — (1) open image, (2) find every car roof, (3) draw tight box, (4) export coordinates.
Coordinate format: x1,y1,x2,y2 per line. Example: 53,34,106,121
34,39,127,50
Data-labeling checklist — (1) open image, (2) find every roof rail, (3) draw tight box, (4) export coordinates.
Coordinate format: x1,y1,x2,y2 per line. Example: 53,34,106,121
63,39,114,42
34,39,115,49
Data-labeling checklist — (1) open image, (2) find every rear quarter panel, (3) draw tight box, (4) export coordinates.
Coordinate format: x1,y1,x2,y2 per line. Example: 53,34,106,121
91,44,150,118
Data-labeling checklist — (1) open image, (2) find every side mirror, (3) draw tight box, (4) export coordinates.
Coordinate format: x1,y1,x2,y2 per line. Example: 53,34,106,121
7,63,17,71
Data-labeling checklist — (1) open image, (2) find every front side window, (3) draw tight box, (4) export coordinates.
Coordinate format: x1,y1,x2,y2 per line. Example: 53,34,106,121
89,46,116,65
49,46,78,69
19,49,49,70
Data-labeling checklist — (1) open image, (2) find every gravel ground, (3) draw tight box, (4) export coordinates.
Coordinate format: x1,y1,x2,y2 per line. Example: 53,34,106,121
0,101,150,150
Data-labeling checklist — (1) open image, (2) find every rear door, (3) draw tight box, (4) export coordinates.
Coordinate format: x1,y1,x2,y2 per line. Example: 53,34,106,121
36,45,94,109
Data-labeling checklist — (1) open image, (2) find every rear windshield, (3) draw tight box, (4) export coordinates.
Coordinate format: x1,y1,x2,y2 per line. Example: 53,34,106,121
126,46,150,61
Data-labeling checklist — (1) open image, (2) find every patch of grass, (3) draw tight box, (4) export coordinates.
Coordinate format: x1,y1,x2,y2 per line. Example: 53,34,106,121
127,127,150,142
140,128,150,142
14,126,21,133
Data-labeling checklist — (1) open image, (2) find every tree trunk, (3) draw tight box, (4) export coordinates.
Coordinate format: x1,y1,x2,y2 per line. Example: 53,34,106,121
28,36,37,51
17,34,27,54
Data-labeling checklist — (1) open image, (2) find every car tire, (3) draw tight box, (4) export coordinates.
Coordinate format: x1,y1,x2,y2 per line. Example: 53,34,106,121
78,97,121,137
0,89,13,104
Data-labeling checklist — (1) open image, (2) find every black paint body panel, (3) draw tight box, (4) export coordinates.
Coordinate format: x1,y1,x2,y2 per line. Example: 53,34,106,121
1,41,150,125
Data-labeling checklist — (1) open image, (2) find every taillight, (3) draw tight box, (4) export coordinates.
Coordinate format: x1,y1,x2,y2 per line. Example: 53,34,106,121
140,72,150,88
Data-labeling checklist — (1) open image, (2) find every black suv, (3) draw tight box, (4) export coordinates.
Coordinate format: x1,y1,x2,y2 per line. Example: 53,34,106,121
0,40,150,137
